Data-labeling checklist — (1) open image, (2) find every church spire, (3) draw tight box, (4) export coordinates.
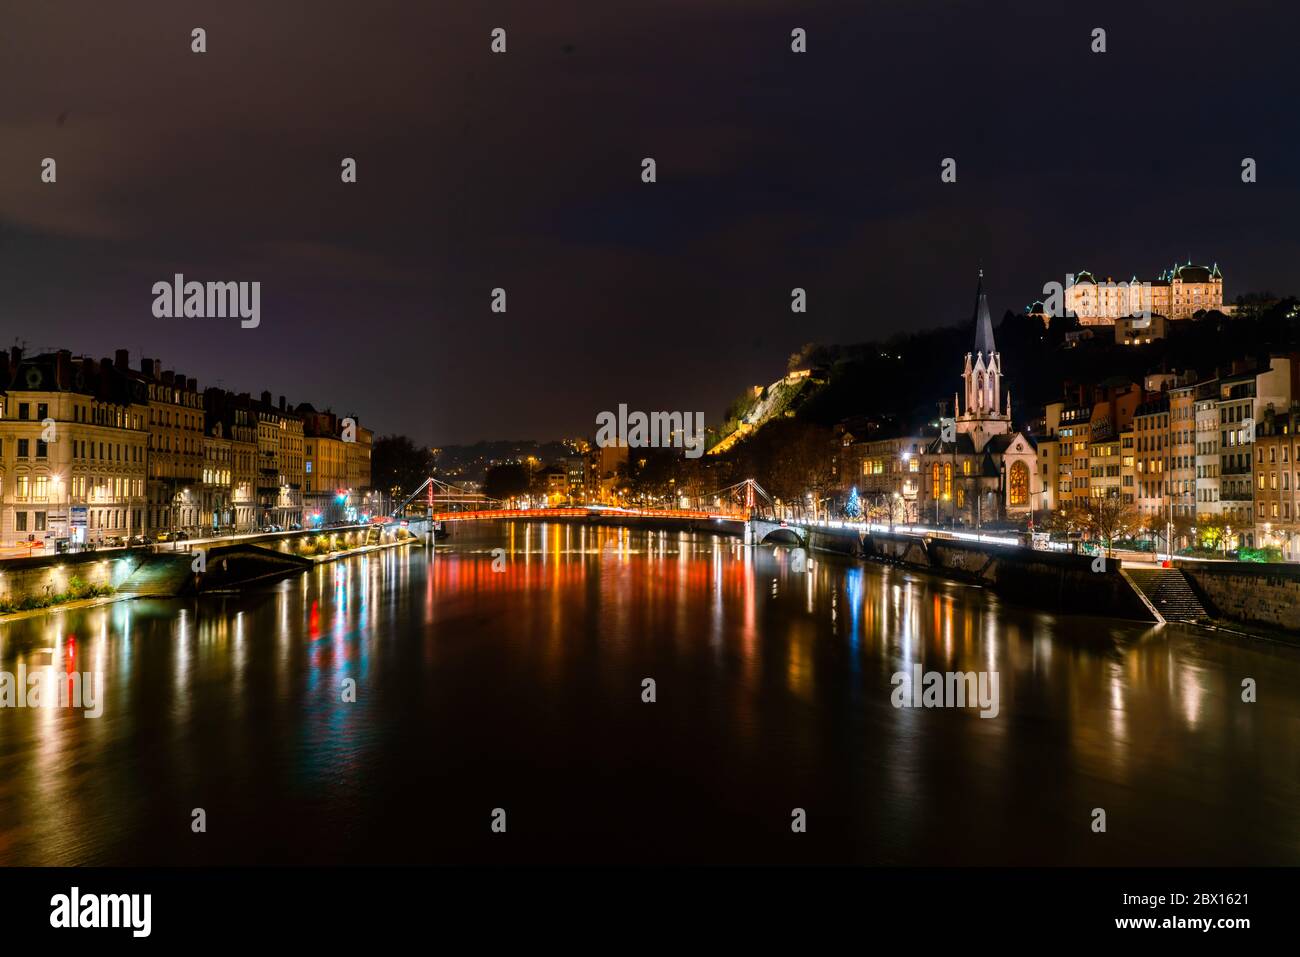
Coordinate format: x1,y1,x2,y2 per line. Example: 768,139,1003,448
956,269,1012,452
972,270,996,357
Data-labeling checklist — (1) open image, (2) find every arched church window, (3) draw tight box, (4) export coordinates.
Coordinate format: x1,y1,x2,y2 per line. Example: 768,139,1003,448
943,463,952,497
1009,461,1029,506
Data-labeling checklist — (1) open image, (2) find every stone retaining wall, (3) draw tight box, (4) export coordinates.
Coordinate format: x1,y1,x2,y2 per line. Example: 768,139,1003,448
862,532,1157,621
1176,560,1300,632
0,550,145,606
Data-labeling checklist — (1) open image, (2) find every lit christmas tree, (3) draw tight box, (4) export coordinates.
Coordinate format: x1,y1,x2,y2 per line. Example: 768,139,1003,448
844,486,862,519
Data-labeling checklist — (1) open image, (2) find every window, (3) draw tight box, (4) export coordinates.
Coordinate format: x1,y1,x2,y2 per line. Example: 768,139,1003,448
16,476,29,498
15,512,27,532
17,403,29,420
37,403,47,420
1009,461,1029,507
17,438,29,458
35,512,46,532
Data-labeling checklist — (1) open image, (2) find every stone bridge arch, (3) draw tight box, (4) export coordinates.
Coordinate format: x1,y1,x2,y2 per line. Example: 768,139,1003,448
750,520,809,547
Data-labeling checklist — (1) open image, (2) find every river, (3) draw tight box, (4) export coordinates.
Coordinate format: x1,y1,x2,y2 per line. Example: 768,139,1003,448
0,522,1296,864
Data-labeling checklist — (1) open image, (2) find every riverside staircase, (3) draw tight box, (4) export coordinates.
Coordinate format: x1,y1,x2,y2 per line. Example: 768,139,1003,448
1124,568,1209,622
116,554,195,598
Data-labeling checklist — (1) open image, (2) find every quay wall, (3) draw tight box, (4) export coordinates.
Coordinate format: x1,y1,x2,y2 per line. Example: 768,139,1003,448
0,550,145,606
1176,560,1300,632
860,531,1157,621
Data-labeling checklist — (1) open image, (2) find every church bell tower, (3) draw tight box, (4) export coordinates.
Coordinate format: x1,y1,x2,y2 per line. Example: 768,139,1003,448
957,271,1011,452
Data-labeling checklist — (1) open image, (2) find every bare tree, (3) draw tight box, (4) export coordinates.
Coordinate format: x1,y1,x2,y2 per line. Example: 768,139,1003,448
1076,493,1140,557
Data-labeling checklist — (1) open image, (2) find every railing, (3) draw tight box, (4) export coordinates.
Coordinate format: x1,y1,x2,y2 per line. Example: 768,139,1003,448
427,507,736,522
414,506,1028,549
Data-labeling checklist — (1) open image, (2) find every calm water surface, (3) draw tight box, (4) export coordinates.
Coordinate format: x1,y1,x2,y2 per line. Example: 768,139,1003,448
1,523,1297,865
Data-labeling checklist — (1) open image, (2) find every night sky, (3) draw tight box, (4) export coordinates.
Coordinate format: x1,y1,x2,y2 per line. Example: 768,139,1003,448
2,0,1298,444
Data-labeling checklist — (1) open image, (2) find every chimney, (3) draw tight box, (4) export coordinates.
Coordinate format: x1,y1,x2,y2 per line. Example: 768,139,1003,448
115,349,129,371
278,395,286,412
187,377,198,393
56,350,72,389
9,345,22,378
261,390,272,407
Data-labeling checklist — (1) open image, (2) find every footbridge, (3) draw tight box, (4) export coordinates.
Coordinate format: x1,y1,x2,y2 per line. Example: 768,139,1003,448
384,476,809,546
715,478,809,546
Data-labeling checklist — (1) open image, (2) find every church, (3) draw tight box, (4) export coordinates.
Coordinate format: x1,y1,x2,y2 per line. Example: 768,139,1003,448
919,275,1039,528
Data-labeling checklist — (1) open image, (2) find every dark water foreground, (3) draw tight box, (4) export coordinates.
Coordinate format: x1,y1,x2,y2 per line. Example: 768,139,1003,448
0,522,1296,865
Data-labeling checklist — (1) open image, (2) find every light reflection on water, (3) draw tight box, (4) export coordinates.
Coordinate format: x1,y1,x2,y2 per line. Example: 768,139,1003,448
0,521,1296,865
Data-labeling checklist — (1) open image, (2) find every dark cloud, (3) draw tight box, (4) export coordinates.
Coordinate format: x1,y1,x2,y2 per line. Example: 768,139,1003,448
2,0,1298,442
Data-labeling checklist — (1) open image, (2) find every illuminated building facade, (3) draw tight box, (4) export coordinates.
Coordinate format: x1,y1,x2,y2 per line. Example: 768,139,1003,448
1254,409,1300,558
0,349,148,546
1055,262,1225,326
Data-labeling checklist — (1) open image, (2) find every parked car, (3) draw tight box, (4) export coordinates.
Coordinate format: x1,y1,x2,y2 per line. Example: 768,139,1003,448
129,534,153,547
103,536,126,548
171,530,189,542
289,522,302,531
